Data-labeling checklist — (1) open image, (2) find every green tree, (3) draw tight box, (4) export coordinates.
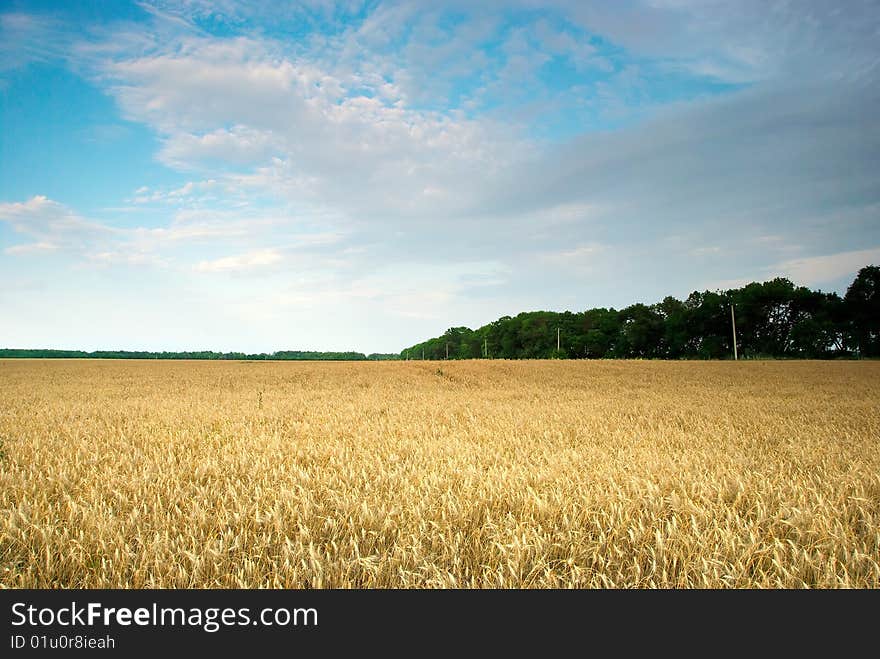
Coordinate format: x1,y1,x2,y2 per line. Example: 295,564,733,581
655,296,689,358
844,265,880,357
618,303,664,358
685,291,730,358
582,308,619,358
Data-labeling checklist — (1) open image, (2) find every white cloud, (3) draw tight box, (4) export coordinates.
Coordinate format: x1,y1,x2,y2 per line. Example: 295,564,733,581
158,125,277,168
132,179,220,204
0,196,314,272
193,248,283,273
90,28,532,223
534,18,594,62
0,12,70,71
106,38,323,133
81,3,877,254
87,250,167,267
560,0,880,83
772,248,880,287
539,242,606,268
0,196,115,251
3,241,59,255
3,2,879,351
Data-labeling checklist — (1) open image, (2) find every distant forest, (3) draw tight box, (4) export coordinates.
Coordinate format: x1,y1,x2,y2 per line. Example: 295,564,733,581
0,349,400,361
4,266,877,362
402,265,880,360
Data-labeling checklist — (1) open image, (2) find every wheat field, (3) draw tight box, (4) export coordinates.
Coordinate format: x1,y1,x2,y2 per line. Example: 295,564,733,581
1,359,878,588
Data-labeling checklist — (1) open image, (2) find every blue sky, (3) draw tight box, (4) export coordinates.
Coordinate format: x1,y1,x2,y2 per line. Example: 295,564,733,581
1,0,879,352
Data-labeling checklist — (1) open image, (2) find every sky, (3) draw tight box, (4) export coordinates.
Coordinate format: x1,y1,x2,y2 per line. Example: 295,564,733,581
1,1,879,353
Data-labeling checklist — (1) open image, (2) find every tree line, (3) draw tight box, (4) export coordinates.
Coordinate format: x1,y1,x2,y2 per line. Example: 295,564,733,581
4,266,876,362
0,349,400,361
401,266,880,360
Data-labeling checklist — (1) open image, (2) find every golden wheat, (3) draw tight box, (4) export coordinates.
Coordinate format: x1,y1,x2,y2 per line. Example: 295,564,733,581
1,359,878,588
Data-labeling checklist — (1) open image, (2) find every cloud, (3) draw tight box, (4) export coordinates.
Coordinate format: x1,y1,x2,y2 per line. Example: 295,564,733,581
771,248,880,287
701,247,880,292
0,12,71,72
2,3,879,351
87,250,167,267
98,34,528,225
559,0,880,83
484,79,880,253
158,125,279,169
79,6,879,316
0,196,115,252
0,195,306,270
538,243,607,272
232,258,510,325
193,248,283,273
131,179,220,204
84,4,878,233
4,241,59,255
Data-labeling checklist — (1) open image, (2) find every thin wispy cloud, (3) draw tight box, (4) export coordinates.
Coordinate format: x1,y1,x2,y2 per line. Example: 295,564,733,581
194,248,283,273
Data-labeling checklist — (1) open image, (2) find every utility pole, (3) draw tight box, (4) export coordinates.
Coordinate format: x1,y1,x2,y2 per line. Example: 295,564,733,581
422,348,425,361
731,303,738,361
446,342,449,360
557,327,560,352
483,338,488,359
